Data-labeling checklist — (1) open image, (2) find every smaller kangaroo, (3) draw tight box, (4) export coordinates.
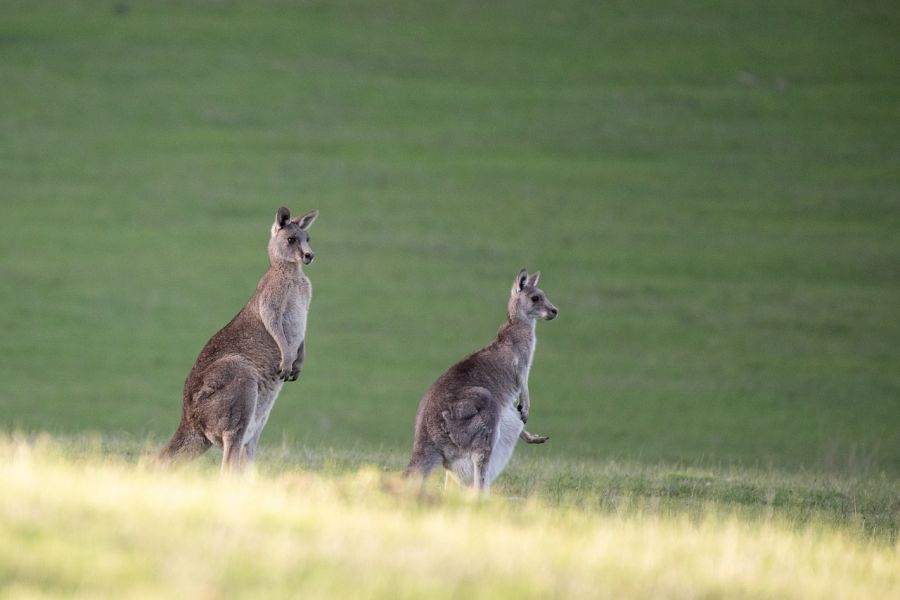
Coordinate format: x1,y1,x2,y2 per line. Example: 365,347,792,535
159,206,319,472
404,269,558,493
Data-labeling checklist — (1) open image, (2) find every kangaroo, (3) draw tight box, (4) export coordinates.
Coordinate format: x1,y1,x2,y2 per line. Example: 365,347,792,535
404,269,558,493
159,206,319,472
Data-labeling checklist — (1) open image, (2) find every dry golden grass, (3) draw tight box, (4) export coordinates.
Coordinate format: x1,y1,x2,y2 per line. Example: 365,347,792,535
1,437,898,598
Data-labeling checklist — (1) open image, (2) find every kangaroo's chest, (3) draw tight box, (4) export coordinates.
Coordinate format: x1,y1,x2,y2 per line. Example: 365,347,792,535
283,279,311,346
506,339,536,400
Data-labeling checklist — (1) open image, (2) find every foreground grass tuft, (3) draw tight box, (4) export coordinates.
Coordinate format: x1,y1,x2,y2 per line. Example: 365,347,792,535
1,437,898,598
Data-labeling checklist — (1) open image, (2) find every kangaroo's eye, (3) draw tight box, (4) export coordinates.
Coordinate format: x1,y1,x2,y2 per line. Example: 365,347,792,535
287,236,297,244
531,295,540,302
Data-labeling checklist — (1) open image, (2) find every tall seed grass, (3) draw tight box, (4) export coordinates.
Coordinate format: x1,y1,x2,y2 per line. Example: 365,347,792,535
1,437,898,599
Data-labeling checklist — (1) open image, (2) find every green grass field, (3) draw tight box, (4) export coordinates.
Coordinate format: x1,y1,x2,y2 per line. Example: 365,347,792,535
1,1,899,595
2,0,898,473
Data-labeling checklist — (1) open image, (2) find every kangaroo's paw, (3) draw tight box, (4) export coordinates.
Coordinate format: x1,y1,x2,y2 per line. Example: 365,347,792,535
288,362,302,382
275,355,293,381
520,430,549,444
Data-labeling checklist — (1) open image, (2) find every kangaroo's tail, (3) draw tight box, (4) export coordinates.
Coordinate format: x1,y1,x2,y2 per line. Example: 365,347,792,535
158,425,211,466
403,449,441,479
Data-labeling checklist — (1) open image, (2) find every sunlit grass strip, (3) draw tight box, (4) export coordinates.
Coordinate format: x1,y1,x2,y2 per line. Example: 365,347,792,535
42,432,900,540
1,439,898,599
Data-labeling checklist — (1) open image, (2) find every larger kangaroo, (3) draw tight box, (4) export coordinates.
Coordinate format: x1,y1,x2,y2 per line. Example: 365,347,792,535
160,207,319,471
405,269,558,493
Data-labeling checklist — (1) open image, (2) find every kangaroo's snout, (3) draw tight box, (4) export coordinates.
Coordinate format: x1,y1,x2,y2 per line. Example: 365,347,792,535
546,306,559,320
303,252,315,265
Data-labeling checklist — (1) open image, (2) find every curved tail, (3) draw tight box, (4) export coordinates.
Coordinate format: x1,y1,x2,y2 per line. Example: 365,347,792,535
158,425,211,466
403,449,441,479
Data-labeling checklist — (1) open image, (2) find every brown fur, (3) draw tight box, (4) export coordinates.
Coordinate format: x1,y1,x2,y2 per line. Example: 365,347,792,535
404,269,558,492
159,207,319,472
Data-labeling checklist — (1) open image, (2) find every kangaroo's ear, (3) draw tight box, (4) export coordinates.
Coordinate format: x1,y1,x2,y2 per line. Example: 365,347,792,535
274,206,291,230
512,268,529,295
527,271,541,287
292,209,319,230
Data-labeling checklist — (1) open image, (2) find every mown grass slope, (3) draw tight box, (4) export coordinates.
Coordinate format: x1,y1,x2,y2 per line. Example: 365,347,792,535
0,1,898,474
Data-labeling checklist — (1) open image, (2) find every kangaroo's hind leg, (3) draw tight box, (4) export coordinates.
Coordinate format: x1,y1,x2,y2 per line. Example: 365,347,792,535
220,379,257,474
442,386,499,493
193,357,258,474
472,452,487,494
221,429,247,474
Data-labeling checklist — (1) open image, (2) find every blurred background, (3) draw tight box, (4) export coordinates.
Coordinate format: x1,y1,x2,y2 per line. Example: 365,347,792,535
1,0,897,475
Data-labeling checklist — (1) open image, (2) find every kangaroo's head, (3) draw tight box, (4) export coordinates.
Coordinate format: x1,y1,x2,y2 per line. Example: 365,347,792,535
508,269,558,322
268,206,319,266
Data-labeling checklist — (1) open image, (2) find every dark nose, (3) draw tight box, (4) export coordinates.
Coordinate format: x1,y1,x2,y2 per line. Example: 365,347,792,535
303,252,315,264
549,307,559,318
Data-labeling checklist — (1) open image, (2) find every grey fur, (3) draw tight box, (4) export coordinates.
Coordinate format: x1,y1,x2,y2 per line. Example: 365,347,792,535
159,207,319,472
404,269,558,492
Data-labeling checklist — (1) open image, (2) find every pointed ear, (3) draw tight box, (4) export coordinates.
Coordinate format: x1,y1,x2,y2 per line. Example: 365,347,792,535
527,271,541,287
292,209,319,230
511,269,529,295
274,206,291,230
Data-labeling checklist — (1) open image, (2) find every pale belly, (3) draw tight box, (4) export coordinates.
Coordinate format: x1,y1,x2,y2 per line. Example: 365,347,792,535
448,402,523,488
242,377,284,447
485,403,524,485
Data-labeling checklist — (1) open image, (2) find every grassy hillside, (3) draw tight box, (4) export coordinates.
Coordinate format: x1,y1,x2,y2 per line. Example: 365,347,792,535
0,1,898,474
1,437,898,598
